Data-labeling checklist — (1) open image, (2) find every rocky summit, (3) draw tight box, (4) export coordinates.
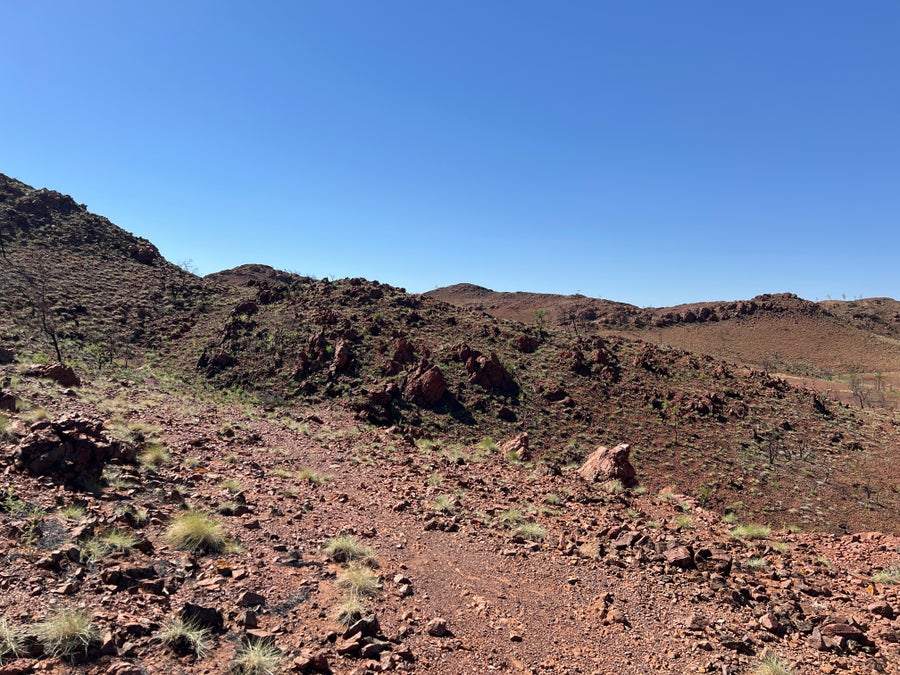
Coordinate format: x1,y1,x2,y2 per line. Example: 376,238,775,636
1,173,899,673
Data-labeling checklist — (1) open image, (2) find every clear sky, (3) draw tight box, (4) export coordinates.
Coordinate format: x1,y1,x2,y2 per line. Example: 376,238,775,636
2,2,898,307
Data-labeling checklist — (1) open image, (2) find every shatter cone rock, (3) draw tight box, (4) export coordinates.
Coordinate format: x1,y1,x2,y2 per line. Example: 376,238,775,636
578,443,637,487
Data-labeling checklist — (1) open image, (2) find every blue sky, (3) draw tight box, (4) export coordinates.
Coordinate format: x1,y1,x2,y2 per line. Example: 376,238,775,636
2,2,898,307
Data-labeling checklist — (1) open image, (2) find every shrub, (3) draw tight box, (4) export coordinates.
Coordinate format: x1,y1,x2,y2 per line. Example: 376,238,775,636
731,524,771,540
158,618,212,657
296,468,328,485
230,640,283,675
164,511,227,554
322,536,375,565
337,565,381,598
600,479,625,495
675,515,694,529
32,608,99,659
498,508,523,525
744,556,769,570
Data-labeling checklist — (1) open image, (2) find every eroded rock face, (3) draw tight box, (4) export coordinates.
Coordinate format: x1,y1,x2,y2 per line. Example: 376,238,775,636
15,415,136,488
404,361,447,407
24,362,81,387
578,443,637,487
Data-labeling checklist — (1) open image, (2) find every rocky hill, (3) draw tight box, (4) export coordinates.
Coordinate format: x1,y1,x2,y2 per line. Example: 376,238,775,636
1,174,900,673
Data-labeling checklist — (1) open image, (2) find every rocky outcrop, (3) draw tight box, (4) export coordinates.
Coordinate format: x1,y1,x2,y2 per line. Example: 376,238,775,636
404,361,447,407
578,443,637,487
15,415,137,488
24,362,81,387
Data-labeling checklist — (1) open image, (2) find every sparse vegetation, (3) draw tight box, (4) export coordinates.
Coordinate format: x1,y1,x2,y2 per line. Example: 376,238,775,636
296,467,328,485
32,608,99,660
431,495,456,513
80,527,138,562
744,556,769,570
754,652,794,675
138,442,171,470
334,597,365,626
164,510,228,554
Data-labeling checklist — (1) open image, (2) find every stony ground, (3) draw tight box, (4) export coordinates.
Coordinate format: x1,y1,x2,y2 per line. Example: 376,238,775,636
2,362,900,674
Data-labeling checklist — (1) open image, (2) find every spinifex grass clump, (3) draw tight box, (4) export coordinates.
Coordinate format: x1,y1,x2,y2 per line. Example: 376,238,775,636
32,609,99,660
229,640,283,675
158,618,212,657
322,535,376,565
164,511,228,554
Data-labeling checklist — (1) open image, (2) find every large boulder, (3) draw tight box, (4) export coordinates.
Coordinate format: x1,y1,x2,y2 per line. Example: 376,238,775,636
24,362,81,387
15,415,137,488
578,443,637,487
404,361,446,407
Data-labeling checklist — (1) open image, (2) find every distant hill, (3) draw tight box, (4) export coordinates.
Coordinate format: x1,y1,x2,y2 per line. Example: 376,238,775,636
428,284,900,378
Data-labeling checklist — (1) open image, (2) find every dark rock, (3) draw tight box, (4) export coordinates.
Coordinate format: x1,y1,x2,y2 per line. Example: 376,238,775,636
15,415,136,488
180,603,224,632
466,351,516,392
426,617,449,637
237,591,266,607
513,334,540,353
0,348,13,364
663,545,695,569
0,390,15,412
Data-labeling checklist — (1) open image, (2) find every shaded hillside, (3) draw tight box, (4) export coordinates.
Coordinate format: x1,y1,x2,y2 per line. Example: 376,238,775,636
0,173,215,364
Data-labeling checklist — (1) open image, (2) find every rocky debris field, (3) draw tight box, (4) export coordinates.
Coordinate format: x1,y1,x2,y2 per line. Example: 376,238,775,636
2,361,900,674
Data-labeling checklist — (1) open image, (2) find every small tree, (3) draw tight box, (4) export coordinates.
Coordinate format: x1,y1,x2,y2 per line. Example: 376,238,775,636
534,309,548,338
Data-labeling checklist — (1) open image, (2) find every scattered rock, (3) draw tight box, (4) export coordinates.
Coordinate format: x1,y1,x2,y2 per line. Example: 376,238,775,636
578,443,637,487
426,617,449,637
